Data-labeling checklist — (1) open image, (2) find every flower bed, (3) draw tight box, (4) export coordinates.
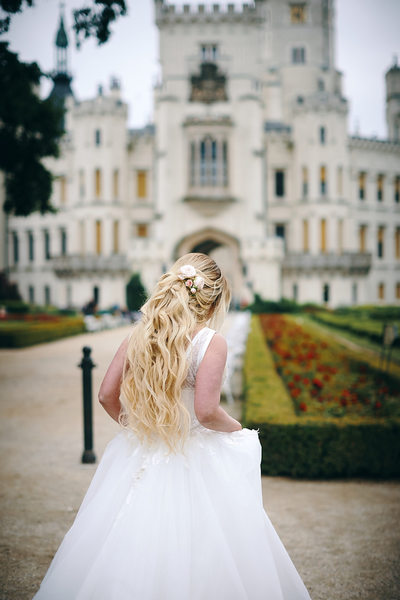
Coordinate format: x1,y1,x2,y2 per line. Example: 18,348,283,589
243,315,400,478
260,314,400,419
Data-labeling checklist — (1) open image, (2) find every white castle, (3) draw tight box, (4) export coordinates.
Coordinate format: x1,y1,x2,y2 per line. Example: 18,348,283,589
5,0,400,309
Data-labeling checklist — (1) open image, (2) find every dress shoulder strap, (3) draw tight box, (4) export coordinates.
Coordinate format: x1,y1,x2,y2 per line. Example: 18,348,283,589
194,328,216,371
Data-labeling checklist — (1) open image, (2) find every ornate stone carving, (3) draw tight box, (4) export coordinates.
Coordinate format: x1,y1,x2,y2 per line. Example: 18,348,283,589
190,63,227,104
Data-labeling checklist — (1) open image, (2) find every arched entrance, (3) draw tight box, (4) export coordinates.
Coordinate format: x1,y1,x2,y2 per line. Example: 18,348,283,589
174,229,245,307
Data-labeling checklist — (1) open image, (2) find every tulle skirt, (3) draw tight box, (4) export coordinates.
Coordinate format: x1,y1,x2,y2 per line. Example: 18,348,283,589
33,427,311,599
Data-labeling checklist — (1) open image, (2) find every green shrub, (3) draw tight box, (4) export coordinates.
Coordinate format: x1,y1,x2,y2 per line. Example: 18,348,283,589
126,273,147,312
246,294,301,314
0,317,85,348
243,315,400,478
1,300,30,314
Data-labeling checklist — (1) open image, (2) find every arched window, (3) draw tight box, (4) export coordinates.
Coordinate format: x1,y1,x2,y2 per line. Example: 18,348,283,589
190,137,229,188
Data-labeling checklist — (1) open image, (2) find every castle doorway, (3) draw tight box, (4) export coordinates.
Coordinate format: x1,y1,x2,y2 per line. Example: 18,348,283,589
174,229,245,307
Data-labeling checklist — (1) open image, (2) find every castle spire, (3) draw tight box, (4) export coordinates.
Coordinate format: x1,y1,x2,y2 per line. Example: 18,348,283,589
48,2,74,106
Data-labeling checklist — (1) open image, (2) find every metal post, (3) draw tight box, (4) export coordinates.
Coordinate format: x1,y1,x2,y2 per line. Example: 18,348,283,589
78,346,96,464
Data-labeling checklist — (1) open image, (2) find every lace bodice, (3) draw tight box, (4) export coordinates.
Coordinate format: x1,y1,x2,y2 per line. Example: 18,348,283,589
182,327,216,427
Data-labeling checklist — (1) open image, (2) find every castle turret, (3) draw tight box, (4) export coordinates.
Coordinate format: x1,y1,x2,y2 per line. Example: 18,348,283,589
385,56,400,141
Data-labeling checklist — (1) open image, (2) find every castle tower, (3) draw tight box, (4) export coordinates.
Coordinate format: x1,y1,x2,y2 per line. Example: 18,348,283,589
149,0,283,303
385,56,400,142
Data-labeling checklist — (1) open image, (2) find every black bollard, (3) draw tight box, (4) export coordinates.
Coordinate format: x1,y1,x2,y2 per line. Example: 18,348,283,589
78,346,97,464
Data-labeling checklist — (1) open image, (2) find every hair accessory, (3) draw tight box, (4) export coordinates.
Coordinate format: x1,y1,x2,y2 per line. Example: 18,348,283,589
178,265,205,294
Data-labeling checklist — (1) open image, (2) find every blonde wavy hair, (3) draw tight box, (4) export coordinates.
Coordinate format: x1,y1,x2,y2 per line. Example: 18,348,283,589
119,253,231,452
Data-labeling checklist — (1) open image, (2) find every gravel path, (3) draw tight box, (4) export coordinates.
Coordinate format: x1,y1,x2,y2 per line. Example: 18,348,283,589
0,326,399,600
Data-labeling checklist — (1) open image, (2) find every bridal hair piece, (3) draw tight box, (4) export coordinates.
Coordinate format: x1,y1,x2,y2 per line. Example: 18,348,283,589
178,264,205,295
120,253,231,453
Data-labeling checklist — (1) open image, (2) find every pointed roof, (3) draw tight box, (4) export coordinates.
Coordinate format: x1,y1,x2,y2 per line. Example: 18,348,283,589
55,14,68,48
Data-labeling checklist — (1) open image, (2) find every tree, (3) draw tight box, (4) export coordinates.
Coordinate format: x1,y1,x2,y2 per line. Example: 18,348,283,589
0,0,127,46
126,273,147,312
0,0,128,217
0,42,65,216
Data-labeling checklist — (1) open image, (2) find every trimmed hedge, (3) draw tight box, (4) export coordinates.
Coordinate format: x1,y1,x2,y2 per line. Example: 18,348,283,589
243,315,400,478
0,317,85,348
311,311,400,348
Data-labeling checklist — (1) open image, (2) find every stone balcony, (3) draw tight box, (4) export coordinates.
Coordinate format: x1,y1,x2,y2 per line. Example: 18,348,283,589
52,254,132,277
282,252,372,275
183,188,236,217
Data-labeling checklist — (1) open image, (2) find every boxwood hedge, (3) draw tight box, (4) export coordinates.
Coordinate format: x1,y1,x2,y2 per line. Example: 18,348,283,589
0,317,85,348
242,315,400,478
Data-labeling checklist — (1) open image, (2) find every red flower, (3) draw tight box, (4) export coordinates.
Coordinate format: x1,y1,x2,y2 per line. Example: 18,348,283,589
340,398,348,407
294,374,301,382
303,378,310,385
291,388,301,398
375,401,382,409
323,374,330,382
299,402,307,411
312,378,323,389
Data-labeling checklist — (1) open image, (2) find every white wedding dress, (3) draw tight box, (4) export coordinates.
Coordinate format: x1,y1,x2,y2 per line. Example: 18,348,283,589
33,327,312,599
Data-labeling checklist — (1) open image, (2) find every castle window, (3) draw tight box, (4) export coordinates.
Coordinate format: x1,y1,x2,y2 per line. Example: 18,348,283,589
95,129,101,146
377,226,385,258
113,220,119,254
302,219,309,252
12,232,19,264
396,282,400,300
323,283,330,304
358,171,366,200
79,221,85,256
320,218,327,253
190,142,196,186
113,169,119,199
395,227,400,259
200,44,218,62
290,4,306,24
136,223,148,238
28,285,34,304
137,170,147,199
302,166,308,198
275,223,286,250
28,230,34,262
59,175,67,205
319,126,326,145
275,170,285,197
95,169,102,198
378,282,385,300
320,165,327,196
79,169,85,199
44,230,51,260
395,175,400,203
44,285,51,306
222,141,228,187
60,228,67,256
337,166,343,195
95,220,102,255
377,173,384,201
352,283,358,304
191,136,228,188
292,47,305,64
337,219,343,254
359,224,367,253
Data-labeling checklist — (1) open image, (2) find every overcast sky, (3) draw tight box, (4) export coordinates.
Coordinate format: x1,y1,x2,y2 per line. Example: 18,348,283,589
4,0,400,138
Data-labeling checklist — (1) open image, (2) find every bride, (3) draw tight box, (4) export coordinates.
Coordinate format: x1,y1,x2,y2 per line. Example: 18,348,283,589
33,253,312,599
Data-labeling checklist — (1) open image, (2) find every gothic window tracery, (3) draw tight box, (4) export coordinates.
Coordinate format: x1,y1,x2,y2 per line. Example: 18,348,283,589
189,136,228,188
